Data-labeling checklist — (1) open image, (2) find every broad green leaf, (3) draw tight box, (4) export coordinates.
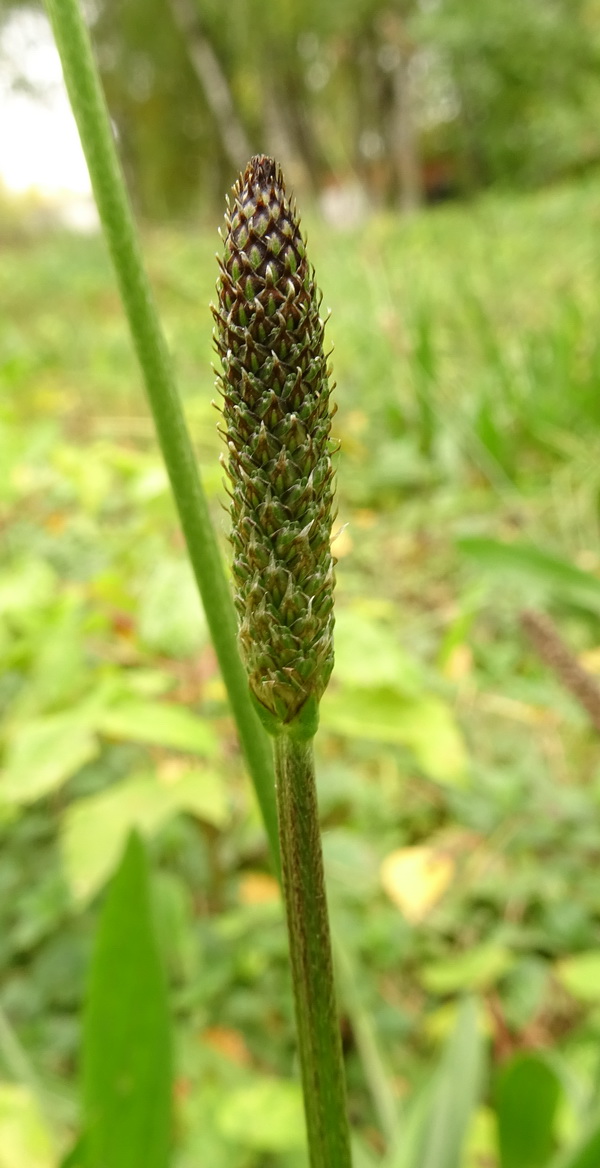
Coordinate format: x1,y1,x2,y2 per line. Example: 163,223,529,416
395,998,484,1168
0,1082,55,1168
548,1118,600,1168
22,597,88,714
0,714,98,805
62,768,228,904
321,687,467,785
497,1053,561,1168
458,538,600,615
555,952,600,1004
138,558,208,658
58,1135,86,1168
333,610,423,694
96,699,217,755
217,1078,306,1152
83,832,172,1168
420,944,513,995
0,559,57,619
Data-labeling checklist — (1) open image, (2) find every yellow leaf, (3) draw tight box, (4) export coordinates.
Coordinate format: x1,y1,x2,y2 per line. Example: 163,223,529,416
0,1084,55,1168
579,646,600,674
238,872,281,906
443,643,473,682
381,845,455,922
201,1026,252,1067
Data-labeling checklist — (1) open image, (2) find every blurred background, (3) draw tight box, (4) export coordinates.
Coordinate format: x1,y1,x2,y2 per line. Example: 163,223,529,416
3,1,600,1166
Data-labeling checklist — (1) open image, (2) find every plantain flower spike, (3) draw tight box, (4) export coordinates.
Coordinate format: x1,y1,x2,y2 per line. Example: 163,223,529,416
214,155,336,735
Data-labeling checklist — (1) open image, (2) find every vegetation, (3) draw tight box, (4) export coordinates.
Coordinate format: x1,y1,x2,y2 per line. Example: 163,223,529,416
3,0,600,214
3,149,600,1160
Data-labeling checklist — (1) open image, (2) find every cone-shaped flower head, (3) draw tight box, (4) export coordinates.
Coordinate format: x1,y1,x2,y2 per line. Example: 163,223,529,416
214,155,335,731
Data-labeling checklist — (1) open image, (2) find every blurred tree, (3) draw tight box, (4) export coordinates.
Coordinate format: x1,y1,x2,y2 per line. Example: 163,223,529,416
166,0,251,172
2,0,600,215
414,0,600,189
91,0,223,218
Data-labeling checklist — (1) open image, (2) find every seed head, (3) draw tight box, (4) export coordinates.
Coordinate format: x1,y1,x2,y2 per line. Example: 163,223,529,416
213,155,336,732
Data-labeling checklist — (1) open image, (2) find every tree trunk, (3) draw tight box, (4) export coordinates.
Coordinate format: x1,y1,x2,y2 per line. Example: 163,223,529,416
167,0,251,171
390,48,422,213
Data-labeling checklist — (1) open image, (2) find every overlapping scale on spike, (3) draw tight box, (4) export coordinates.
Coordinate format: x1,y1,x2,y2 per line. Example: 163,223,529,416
213,155,335,726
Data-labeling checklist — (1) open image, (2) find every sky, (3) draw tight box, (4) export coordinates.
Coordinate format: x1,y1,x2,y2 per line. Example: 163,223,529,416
0,9,91,196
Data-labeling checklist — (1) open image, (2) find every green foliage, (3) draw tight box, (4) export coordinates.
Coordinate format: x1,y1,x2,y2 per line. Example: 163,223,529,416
388,998,484,1168
5,0,600,214
496,1054,561,1168
82,832,171,1168
458,539,600,618
416,0,600,187
216,1078,306,1153
549,1119,600,1168
6,174,600,1162
91,0,218,217
61,767,229,905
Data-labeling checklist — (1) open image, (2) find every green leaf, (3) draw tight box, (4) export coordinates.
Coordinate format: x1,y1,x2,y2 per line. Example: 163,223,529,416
96,699,217,755
395,998,484,1168
216,1078,306,1152
0,559,57,620
321,687,467,786
138,558,208,658
420,945,514,995
421,998,484,1168
548,1118,600,1168
0,714,98,805
82,832,172,1168
352,1136,380,1168
555,952,600,1004
383,1080,437,1168
58,1135,86,1168
0,1082,55,1168
458,538,600,615
333,610,423,694
62,768,228,904
496,1053,561,1168
23,599,87,715
152,871,198,982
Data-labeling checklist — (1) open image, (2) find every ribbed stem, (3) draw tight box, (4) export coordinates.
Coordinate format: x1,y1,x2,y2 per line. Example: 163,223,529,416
274,733,352,1168
43,0,279,870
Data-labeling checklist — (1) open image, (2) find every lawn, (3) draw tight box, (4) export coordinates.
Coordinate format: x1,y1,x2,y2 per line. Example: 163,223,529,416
2,173,600,1166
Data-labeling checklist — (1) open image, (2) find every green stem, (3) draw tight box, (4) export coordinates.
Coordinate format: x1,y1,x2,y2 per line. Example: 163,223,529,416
43,0,279,870
274,733,352,1168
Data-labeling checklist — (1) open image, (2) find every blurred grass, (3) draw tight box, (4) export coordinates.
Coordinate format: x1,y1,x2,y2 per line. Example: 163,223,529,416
3,174,600,1165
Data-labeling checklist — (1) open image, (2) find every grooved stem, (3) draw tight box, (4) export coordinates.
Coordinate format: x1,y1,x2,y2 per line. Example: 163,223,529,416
43,0,279,869
274,733,352,1168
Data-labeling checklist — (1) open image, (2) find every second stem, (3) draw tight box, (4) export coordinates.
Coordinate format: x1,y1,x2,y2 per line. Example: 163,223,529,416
274,733,352,1168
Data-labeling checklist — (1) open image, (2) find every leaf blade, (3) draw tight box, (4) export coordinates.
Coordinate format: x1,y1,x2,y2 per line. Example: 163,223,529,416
496,1052,561,1168
392,998,484,1168
548,1118,600,1168
458,537,600,615
82,831,172,1168
96,699,217,755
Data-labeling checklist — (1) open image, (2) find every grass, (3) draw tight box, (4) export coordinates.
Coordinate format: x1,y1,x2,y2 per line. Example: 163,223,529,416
3,172,600,1164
